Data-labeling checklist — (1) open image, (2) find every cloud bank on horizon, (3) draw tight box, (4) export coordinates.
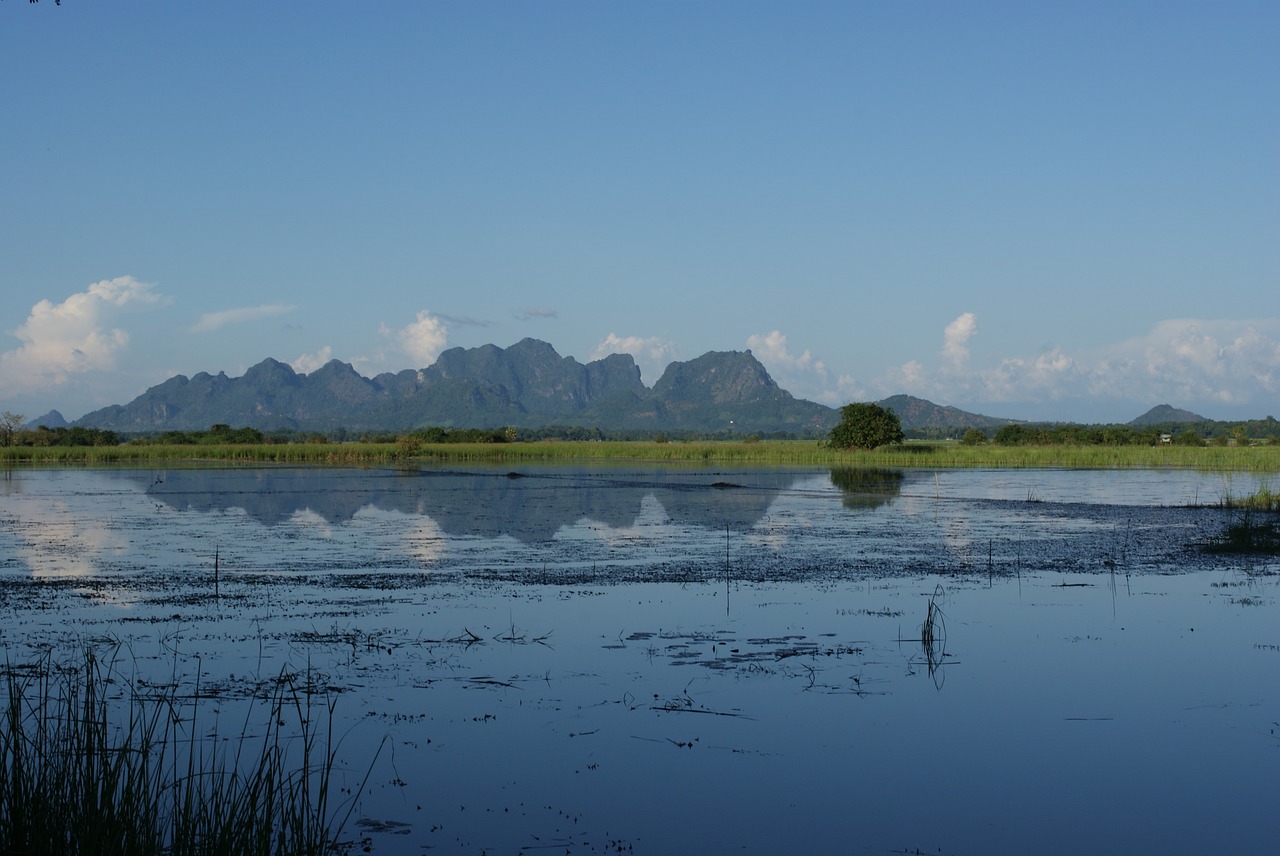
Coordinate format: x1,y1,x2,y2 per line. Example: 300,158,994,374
742,313,1280,420
2,278,1276,424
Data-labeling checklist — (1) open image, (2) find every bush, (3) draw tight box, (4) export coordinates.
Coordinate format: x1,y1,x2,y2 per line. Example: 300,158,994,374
829,403,904,451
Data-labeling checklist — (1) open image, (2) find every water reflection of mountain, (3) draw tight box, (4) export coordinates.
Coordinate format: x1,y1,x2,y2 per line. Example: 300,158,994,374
123,467,815,542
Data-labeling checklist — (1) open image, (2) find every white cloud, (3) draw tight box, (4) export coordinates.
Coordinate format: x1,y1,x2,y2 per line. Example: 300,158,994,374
885,360,926,392
872,314,1280,416
190,303,295,333
591,333,680,384
746,330,833,402
292,346,333,374
1110,318,1279,404
940,312,978,368
0,276,165,398
823,373,868,406
747,330,825,374
517,307,559,320
383,310,449,366
1225,325,1280,391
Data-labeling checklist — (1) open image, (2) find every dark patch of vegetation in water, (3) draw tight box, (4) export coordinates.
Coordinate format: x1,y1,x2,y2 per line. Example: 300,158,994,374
1201,510,1280,556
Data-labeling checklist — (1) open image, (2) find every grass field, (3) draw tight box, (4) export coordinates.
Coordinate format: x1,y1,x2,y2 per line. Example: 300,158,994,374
4,440,1280,471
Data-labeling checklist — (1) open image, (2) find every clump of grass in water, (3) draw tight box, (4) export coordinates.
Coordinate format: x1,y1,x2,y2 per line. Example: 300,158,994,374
1219,484,1280,512
0,649,375,855
1203,508,1280,556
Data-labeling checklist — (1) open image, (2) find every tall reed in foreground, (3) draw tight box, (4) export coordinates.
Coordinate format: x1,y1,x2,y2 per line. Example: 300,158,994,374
0,650,372,855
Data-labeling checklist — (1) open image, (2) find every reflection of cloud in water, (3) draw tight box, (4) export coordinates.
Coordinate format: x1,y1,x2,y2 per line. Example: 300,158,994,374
940,517,974,561
0,471,141,599
397,513,447,565
315,506,451,568
745,530,789,552
16,505,128,580
288,508,334,539
575,494,671,547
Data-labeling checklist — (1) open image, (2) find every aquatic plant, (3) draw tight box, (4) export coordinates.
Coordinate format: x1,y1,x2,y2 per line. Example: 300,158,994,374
1218,484,1279,512
920,585,947,671
0,649,373,856
1202,509,1280,556
898,586,948,686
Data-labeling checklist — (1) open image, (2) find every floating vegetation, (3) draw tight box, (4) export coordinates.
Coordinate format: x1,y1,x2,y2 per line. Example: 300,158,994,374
837,607,904,618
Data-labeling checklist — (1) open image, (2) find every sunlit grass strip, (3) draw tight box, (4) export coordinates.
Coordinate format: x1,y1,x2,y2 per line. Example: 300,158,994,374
4,440,1280,471
0,650,367,856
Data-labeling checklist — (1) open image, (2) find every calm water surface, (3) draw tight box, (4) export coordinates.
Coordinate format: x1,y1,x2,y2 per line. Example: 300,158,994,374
1,465,1277,855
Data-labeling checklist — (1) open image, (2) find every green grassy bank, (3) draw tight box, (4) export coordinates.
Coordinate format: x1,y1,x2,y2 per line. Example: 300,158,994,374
4,440,1280,471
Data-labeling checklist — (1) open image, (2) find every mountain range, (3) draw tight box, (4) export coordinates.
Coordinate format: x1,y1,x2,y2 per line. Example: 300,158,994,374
71,338,1008,436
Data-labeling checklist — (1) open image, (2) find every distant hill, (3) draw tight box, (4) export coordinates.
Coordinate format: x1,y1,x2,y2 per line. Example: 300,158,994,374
25,410,70,430
73,339,1017,437
876,394,1014,431
1129,404,1208,426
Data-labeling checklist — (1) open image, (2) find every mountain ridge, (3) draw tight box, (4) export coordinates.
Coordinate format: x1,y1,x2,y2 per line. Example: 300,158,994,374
73,339,1017,436
877,395,1015,431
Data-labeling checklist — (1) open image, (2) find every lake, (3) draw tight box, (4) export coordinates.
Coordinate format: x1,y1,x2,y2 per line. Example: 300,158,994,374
1,464,1277,855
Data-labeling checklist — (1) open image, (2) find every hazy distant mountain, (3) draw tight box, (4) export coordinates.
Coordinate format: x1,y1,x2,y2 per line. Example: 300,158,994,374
379,338,646,424
1129,404,1207,426
74,339,1015,437
579,349,839,435
77,339,647,433
876,394,1014,430
25,410,69,430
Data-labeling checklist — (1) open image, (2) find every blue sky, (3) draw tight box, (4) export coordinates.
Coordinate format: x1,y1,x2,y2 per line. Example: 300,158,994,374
2,1,1277,424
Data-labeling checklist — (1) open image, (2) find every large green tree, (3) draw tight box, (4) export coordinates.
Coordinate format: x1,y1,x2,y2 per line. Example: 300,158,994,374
828,403,904,450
